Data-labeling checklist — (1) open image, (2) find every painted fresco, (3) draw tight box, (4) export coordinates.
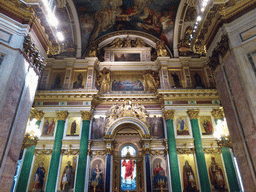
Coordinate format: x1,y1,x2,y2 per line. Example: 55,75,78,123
111,72,144,92
91,117,108,139
205,154,228,191
28,155,51,192
89,157,105,191
76,0,179,52
146,116,164,138
152,157,168,190
174,116,190,136
178,154,199,192
199,116,213,136
57,156,77,192
114,53,140,61
66,117,81,136
41,117,57,137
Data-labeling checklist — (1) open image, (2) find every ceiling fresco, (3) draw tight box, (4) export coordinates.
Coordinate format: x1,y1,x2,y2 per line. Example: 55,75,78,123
74,0,180,53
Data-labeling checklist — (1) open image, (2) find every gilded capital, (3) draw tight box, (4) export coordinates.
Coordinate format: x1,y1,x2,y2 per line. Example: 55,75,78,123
187,110,200,119
81,111,92,121
56,111,69,121
211,107,224,120
31,110,45,121
164,110,175,120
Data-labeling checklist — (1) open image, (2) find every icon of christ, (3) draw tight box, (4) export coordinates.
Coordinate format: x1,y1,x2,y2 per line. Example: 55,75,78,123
122,159,135,180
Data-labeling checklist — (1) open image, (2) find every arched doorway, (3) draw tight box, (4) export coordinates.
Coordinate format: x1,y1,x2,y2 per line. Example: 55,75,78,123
109,121,148,192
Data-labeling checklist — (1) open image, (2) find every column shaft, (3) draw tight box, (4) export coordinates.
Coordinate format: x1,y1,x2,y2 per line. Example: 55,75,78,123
190,119,211,191
45,120,66,192
222,147,240,191
75,120,90,191
145,153,152,192
16,120,42,192
105,154,111,192
166,119,182,192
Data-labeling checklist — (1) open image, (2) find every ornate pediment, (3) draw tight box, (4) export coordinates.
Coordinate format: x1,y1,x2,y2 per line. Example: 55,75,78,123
106,100,149,127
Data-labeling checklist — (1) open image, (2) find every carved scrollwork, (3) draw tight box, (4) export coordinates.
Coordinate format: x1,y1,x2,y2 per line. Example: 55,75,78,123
208,35,230,71
23,35,46,74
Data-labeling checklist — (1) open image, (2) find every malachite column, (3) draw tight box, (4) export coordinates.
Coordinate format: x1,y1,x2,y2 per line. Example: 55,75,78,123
45,111,68,192
16,110,45,192
164,110,182,192
211,108,240,192
187,109,211,192
75,111,92,192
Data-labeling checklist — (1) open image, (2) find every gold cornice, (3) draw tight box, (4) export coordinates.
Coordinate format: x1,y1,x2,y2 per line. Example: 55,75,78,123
187,109,200,119
56,111,69,121
0,0,34,21
158,89,219,100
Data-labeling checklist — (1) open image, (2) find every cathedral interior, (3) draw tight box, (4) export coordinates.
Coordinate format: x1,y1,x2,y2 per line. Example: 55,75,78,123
0,0,256,191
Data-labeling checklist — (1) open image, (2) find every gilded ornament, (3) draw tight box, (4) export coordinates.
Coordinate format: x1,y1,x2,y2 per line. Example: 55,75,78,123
143,70,160,93
164,110,175,120
187,109,200,119
31,110,45,121
96,67,111,93
156,40,168,57
81,111,92,121
216,136,233,149
211,108,224,120
105,148,114,154
56,111,69,121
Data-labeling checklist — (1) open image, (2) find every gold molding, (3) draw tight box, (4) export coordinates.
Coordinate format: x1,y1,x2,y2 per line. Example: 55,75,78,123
56,111,69,121
187,109,200,119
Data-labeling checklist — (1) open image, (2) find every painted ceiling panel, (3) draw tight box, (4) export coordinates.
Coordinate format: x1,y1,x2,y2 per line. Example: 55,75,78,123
73,0,181,53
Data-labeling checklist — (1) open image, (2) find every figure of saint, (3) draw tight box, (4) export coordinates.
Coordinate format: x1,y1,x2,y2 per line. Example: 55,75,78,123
73,73,84,89
42,120,49,135
70,120,77,135
153,162,167,188
52,74,61,89
60,161,75,192
34,162,45,191
171,73,181,87
98,68,111,93
48,119,55,135
202,120,213,135
183,161,197,192
194,73,204,88
209,157,225,190
122,159,135,180
91,164,104,189
143,70,159,93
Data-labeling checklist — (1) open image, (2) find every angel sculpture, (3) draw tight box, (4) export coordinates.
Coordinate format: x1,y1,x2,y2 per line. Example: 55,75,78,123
135,38,146,47
97,67,111,93
156,40,168,57
109,38,124,48
143,70,160,93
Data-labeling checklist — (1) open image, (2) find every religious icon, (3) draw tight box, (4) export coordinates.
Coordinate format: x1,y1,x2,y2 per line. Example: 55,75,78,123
183,161,197,192
171,72,182,87
200,116,213,135
73,73,84,89
153,159,167,189
60,161,75,192
41,117,56,136
146,116,164,138
194,72,204,88
89,159,104,191
121,146,136,191
175,116,190,136
33,162,46,191
66,117,81,136
209,157,225,190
